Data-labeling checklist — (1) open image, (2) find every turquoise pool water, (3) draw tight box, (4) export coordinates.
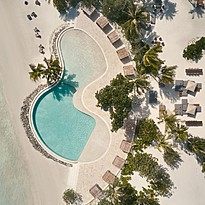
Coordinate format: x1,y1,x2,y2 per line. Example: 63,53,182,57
32,29,106,161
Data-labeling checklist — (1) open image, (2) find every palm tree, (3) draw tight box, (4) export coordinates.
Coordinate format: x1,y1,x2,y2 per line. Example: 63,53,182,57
158,110,179,134
29,63,45,82
104,179,122,205
156,134,172,152
159,65,177,85
142,44,164,76
43,56,62,84
133,73,150,95
172,123,189,142
121,4,148,43
187,136,205,156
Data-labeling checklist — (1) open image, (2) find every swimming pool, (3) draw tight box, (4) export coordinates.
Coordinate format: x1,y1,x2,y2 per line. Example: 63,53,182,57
32,29,106,161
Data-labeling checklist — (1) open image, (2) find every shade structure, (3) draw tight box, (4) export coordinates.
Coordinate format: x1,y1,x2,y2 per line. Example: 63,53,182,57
123,65,135,77
117,47,129,60
186,104,197,115
82,5,95,16
112,156,125,169
96,16,109,29
89,184,102,198
120,140,132,153
107,30,120,43
185,80,197,92
102,170,116,184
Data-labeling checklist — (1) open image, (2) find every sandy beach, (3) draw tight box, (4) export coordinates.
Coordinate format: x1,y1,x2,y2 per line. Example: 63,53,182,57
0,1,69,204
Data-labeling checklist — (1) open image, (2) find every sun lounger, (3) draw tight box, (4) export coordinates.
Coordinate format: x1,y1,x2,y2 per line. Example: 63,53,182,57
185,121,203,126
149,90,157,103
175,104,183,115
196,83,202,91
196,105,202,112
179,89,188,97
182,99,188,112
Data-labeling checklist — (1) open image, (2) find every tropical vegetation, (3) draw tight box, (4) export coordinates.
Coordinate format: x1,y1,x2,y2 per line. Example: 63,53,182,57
183,36,205,61
62,188,82,205
95,74,133,132
29,56,62,84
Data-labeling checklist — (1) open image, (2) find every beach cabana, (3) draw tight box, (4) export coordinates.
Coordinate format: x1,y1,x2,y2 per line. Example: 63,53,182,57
82,5,95,16
102,170,116,184
117,47,129,60
107,31,120,44
89,184,102,198
96,16,109,29
123,65,135,77
112,156,125,169
186,80,197,92
120,140,132,153
186,104,197,115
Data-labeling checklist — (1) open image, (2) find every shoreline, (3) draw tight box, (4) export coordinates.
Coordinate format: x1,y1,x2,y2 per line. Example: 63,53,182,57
0,1,70,204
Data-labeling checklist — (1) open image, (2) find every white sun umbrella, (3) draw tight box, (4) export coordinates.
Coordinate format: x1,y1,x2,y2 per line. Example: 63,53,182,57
186,104,197,115
185,80,197,92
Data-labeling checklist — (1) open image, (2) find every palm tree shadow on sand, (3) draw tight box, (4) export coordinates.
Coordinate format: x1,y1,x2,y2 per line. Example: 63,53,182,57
159,0,178,20
189,6,205,19
52,70,79,101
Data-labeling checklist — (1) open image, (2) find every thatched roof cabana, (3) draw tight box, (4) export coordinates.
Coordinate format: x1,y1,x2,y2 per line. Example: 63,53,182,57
112,156,125,169
82,5,95,16
120,140,132,153
102,170,116,184
89,184,102,198
123,65,135,77
117,47,129,59
96,16,109,29
107,31,120,44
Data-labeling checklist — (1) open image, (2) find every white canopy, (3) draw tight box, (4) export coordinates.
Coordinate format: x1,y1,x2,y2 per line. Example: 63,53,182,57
185,80,197,92
186,104,197,115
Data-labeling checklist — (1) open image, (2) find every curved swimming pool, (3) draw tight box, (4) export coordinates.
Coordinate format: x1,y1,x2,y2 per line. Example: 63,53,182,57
32,29,106,161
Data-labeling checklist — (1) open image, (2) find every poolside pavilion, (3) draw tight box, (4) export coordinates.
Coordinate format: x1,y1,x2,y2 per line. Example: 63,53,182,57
123,65,135,78
112,155,125,169
102,170,116,184
82,5,95,16
96,16,109,29
107,30,120,44
116,47,129,60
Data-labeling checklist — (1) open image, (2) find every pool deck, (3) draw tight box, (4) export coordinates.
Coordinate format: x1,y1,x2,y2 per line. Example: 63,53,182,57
69,10,129,203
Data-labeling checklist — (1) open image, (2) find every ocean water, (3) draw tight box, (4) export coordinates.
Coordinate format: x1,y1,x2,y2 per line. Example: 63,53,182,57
0,86,33,205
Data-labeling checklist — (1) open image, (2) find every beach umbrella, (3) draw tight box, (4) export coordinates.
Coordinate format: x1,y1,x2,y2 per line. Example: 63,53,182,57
185,80,197,92
186,104,197,115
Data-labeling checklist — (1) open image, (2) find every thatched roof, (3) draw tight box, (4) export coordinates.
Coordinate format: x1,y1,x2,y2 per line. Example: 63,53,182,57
117,47,129,59
112,156,125,169
123,65,135,77
107,31,120,43
120,140,132,153
96,16,109,28
82,5,95,16
89,184,102,198
102,170,116,184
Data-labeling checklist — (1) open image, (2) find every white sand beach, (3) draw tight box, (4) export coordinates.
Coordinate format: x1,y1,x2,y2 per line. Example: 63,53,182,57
0,1,69,204
1,0,205,204
131,1,205,205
